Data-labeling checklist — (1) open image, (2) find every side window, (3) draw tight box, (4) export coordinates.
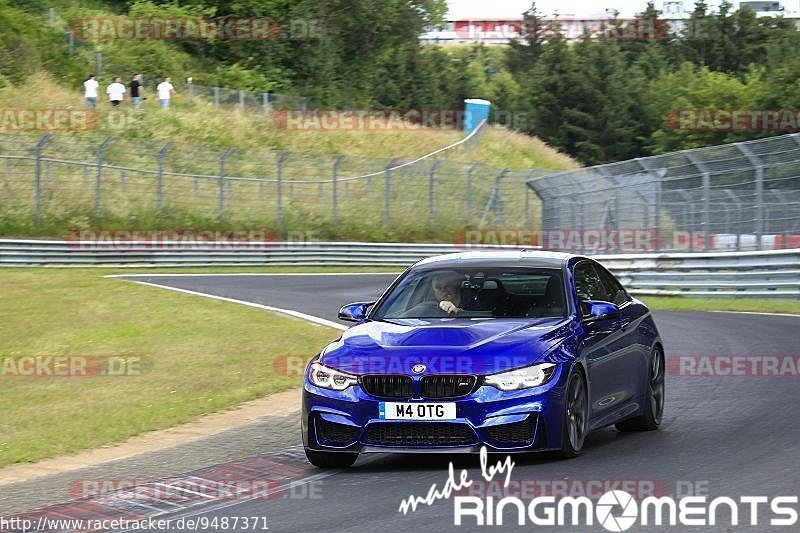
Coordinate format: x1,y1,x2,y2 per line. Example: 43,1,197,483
573,261,613,315
595,264,630,306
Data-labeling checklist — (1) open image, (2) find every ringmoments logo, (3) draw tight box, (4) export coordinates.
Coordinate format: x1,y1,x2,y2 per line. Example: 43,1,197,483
396,447,798,530
595,490,638,531
453,491,799,529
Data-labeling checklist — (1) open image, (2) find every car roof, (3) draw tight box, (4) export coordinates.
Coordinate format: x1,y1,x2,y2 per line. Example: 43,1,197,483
414,250,579,269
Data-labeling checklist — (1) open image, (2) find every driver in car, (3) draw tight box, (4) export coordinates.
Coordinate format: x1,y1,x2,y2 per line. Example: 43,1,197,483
397,271,466,318
433,271,465,315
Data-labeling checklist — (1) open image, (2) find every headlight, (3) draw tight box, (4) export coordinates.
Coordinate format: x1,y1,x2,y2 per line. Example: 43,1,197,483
308,361,358,391
485,363,557,391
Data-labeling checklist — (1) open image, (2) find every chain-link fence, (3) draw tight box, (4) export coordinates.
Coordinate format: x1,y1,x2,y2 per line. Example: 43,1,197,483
528,133,800,252
183,82,310,111
0,124,515,241
3,127,799,250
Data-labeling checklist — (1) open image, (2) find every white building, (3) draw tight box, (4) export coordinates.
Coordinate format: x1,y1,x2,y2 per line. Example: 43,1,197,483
421,1,800,45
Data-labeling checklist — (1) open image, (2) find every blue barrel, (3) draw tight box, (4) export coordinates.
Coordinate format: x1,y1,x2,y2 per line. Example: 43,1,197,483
463,98,491,133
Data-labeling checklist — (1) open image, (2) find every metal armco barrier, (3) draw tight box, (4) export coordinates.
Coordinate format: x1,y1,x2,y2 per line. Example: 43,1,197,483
1,240,798,297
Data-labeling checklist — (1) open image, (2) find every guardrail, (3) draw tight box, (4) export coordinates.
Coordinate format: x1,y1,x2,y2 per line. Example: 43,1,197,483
1,240,797,297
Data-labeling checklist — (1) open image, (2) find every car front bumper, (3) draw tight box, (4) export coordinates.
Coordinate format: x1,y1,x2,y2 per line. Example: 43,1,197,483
302,366,569,454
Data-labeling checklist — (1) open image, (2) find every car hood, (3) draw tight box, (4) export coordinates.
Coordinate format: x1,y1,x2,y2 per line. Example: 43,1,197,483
319,317,573,375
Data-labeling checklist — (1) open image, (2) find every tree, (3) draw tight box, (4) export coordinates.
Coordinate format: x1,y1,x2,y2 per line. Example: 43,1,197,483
506,2,545,76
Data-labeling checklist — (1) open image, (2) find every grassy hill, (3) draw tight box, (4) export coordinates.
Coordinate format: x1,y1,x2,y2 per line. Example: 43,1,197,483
0,0,579,242
0,75,578,241
1,74,577,167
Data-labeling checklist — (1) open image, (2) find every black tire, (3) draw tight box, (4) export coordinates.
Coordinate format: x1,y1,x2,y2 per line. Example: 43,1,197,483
304,448,358,468
555,368,589,458
616,345,665,432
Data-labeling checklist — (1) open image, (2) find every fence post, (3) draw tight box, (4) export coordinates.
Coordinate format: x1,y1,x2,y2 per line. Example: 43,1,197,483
277,151,290,232
34,133,53,223
120,170,126,192
96,52,103,74
94,136,114,216
735,142,764,251
701,172,711,250
332,155,345,223
213,87,220,107
218,148,234,222
262,93,270,110
187,79,194,104
686,152,712,251
68,31,75,54
156,141,173,216
429,160,443,226
480,169,508,227
524,170,539,228
239,90,245,111
467,163,479,221
385,159,398,228
634,158,663,251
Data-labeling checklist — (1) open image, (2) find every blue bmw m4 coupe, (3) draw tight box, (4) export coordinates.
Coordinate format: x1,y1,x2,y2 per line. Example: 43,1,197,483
302,251,665,468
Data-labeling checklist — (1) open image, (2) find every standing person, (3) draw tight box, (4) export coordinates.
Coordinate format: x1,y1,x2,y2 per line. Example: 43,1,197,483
156,77,176,109
129,74,144,108
84,74,98,108
106,77,126,106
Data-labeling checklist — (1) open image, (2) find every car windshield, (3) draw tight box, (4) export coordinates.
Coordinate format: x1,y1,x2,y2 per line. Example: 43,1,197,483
372,267,567,320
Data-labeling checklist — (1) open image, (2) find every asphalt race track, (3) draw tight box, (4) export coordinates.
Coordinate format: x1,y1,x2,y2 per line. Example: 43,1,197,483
7,274,800,532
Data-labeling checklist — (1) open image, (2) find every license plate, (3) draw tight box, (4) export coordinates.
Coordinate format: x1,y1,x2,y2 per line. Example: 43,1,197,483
379,402,456,420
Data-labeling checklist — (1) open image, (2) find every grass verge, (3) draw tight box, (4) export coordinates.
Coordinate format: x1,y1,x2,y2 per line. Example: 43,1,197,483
639,296,800,314
0,269,340,468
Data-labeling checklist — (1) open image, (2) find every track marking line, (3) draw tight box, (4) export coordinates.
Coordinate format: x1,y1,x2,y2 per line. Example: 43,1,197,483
104,272,399,278
709,310,800,318
116,279,347,331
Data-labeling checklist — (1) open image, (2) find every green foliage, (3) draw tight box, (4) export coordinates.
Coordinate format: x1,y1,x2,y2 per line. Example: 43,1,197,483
2,0,800,165
502,0,800,163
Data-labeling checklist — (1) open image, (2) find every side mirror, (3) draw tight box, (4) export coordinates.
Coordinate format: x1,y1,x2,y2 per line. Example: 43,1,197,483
338,302,375,322
584,300,620,321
